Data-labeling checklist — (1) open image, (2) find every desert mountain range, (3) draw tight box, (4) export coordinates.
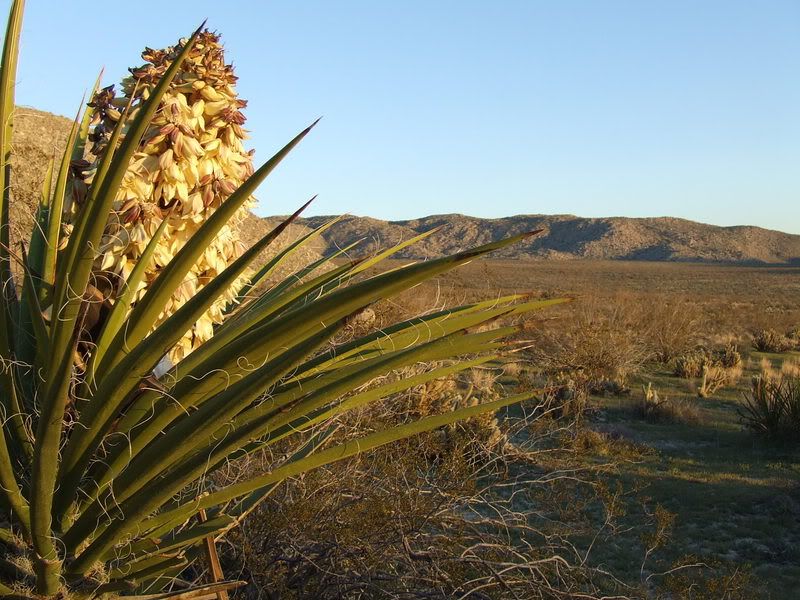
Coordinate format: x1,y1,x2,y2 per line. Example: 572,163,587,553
11,107,800,265
263,214,800,264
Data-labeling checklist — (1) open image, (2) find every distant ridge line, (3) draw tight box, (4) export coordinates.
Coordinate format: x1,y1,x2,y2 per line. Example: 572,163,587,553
252,213,800,265
11,107,800,266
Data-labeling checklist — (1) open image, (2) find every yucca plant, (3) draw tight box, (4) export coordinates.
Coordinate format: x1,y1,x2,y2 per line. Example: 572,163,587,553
740,375,800,442
0,2,563,597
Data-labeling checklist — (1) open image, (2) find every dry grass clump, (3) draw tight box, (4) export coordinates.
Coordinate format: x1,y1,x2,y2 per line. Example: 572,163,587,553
761,355,800,381
740,375,800,443
570,426,654,463
635,383,702,424
781,356,800,378
500,359,524,378
759,357,780,381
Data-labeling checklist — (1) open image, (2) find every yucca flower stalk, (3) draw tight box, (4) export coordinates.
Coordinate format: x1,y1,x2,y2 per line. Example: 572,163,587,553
71,30,255,362
0,1,563,597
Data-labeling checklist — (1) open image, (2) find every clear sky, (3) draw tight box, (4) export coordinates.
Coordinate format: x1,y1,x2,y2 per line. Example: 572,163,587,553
10,1,800,233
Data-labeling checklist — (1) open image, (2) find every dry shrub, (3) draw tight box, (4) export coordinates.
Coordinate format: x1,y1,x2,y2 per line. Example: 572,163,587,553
752,328,791,353
546,371,590,419
698,362,742,398
635,383,702,424
673,344,741,379
661,557,755,599
403,368,507,457
643,297,702,363
673,351,706,379
220,391,632,599
371,279,468,327
672,344,742,398
530,295,652,403
715,343,743,368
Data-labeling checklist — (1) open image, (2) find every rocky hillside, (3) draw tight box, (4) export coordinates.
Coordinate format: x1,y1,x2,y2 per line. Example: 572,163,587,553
282,214,800,264
10,107,800,265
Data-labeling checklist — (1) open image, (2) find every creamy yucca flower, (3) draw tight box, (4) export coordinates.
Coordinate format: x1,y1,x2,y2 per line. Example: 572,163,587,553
73,31,255,361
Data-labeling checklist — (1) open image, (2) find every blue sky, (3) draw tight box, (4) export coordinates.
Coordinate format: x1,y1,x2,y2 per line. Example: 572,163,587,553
11,1,800,233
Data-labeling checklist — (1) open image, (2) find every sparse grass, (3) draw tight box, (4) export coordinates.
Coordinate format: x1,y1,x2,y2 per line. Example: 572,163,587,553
597,349,800,598
401,259,800,599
